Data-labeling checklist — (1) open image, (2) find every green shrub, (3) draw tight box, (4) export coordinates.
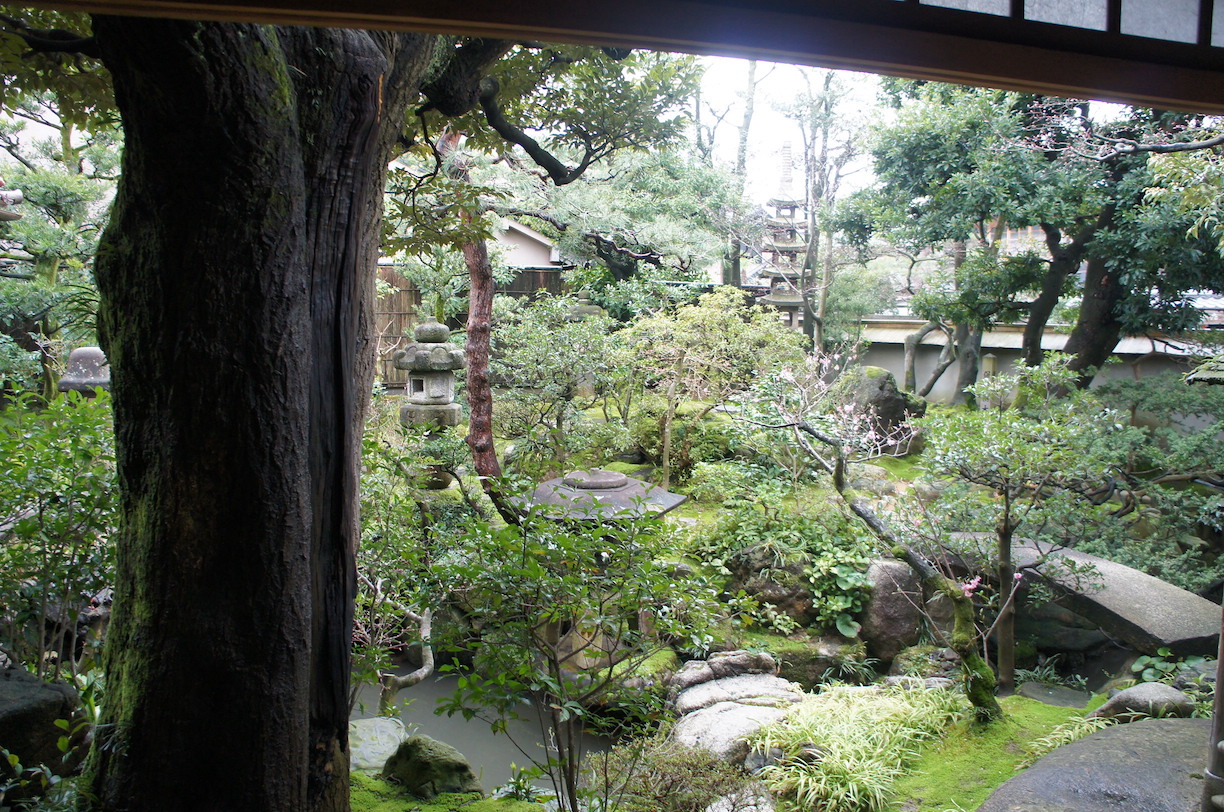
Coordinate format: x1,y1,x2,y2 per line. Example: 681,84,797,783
588,737,754,812
628,404,738,483
0,391,116,679
683,462,758,504
693,495,874,637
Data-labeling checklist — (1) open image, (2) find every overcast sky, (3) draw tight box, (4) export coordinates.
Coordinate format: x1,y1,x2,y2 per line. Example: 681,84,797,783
697,56,884,207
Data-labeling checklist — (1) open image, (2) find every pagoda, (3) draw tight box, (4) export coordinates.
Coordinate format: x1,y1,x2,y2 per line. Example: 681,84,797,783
758,143,807,328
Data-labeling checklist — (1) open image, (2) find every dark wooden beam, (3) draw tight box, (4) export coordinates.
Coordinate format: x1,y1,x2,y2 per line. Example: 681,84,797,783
20,0,1224,111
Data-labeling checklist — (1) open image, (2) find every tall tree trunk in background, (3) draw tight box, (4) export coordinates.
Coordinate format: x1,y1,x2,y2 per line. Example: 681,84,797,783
1021,221,1096,367
89,18,435,811
1063,254,1126,388
724,59,757,289
952,325,983,406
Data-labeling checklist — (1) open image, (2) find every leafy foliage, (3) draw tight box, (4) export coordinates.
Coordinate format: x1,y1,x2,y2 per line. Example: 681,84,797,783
0,390,115,679
0,87,119,399
435,509,720,812
694,492,874,637
491,294,630,477
353,395,479,713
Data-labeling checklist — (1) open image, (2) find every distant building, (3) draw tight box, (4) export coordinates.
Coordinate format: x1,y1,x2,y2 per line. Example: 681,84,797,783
374,219,571,386
861,316,1206,402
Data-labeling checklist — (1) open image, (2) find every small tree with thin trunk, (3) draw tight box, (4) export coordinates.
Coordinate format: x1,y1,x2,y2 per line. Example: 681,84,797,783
739,353,1005,721
435,507,720,812
920,355,1140,692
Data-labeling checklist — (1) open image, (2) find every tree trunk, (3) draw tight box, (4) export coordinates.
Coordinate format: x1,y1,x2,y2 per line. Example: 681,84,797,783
1021,223,1090,367
952,325,982,406
659,351,685,490
995,502,1016,695
88,18,435,811
1063,254,1126,388
903,321,940,393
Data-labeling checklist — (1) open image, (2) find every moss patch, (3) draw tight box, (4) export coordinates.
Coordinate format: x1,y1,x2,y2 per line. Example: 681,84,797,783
891,694,1094,811
601,460,655,478
869,454,921,481
350,773,544,812
609,647,678,681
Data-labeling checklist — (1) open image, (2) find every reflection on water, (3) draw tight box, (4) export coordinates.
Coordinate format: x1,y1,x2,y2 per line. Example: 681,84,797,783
350,672,608,791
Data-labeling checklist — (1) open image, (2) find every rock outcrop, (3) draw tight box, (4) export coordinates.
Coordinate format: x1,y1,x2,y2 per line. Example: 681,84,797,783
859,560,922,665
978,718,1208,812
1088,682,1197,720
1016,543,1219,656
350,717,409,771
0,667,78,768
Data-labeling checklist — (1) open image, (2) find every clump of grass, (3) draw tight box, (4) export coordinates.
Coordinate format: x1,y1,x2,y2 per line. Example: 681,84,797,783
750,684,968,812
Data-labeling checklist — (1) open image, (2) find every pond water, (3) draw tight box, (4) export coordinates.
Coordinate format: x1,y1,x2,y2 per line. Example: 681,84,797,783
350,672,609,791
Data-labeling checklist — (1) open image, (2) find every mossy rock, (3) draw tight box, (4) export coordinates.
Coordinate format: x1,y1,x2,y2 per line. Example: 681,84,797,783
890,644,961,680
351,773,543,812
381,735,483,800
738,630,869,689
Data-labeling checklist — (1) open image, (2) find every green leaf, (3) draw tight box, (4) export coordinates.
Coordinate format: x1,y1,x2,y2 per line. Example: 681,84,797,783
836,615,862,638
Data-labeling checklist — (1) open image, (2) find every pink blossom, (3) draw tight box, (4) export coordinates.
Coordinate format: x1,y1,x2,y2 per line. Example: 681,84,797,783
961,575,982,596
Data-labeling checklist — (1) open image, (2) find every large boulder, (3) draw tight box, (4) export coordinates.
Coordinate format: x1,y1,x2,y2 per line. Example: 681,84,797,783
978,718,1208,812
0,667,78,768
859,560,922,665
381,735,483,799
834,366,925,453
725,546,817,626
1015,600,1110,655
1088,682,1197,720
1016,543,1219,657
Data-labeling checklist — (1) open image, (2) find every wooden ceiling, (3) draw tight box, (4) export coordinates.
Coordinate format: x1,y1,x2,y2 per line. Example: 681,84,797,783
21,0,1224,112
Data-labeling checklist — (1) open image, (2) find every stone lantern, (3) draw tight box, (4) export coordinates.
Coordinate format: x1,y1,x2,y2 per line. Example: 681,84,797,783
393,317,466,430
393,317,465,488
57,346,110,395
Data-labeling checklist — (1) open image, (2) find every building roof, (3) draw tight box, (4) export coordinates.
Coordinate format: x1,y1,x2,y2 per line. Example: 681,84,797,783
1187,356,1224,384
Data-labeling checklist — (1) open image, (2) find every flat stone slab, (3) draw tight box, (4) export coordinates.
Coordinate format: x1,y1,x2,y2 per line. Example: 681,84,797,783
1017,543,1220,656
1016,681,1091,708
671,701,791,763
674,674,804,715
978,718,1209,812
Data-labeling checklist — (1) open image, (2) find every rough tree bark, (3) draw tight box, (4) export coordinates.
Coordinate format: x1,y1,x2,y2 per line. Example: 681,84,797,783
88,18,436,812
1063,253,1127,388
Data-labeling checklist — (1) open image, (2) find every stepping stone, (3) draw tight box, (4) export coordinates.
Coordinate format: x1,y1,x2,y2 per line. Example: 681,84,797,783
671,700,792,763
1016,681,1091,708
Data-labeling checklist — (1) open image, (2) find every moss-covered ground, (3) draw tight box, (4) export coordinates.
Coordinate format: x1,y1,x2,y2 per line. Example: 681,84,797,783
868,454,922,482
350,773,544,812
890,694,1107,811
